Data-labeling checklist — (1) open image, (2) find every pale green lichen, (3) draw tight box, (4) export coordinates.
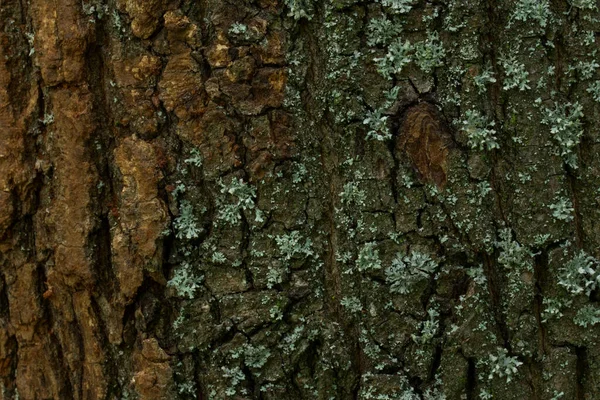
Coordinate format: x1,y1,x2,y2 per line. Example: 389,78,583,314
341,296,363,313
222,366,246,396
174,201,202,239
373,38,412,79
541,101,584,169
473,64,497,94
41,113,54,125
167,262,202,299
548,197,574,222
574,304,600,327
356,242,382,272
586,81,600,102
558,250,599,297
363,87,400,141
273,231,314,261
385,251,438,294
568,57,599,80
511,0,552,28
363,108,392,141
266,266,283,289
184,148,203,167
413,32,445,74
411,307,440,345
340,180,367,206
541,297,571,323
231,344,271,370
367,16,402,47
228,22,247,35
378,0,415,13
497,228,532,269
461,109,500,151
570,0,597,10
500,54,530,91
283,0,313,20
486,348,523,383
216,177,260,225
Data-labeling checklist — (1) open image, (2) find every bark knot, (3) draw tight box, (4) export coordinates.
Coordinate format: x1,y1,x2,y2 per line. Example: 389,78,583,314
396,102,452,189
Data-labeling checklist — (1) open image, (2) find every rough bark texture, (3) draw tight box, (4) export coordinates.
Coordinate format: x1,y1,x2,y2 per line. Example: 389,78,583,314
1,0,600,399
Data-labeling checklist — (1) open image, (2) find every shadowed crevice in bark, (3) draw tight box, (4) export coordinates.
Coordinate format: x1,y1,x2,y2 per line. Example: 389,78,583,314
575,346,588,400
466,356,477,400
482,252,510,348
566,167,585,249
533,250,549,356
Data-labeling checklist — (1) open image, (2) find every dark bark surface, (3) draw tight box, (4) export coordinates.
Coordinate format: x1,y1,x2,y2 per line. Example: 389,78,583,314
1,0,600,399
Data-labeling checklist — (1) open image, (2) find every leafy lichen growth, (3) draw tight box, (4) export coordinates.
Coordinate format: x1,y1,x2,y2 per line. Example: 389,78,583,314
273,231,314,261
413,32,445,74
266,266,283,289
460,110,500,151
411,307,440,345
174,201,202,239
568,58,599,80
228,22,247,35
473,64,497,94
216,177,261,225
497,228,532,269
363,87,399,141
541,102,584,169
183,148,203,168
385,251,438,294
558,250,599,297
496,229,534,301
500,54,531,91
511,0,552,28
373,38,412,79
283,0,314,20
548,197,574,222
377,0,415,14
339,180,367,206
586,80,600,102
367,16,402,47
167,262,202,299
231,344,271,370
222,366,246,396
485,348,523,383
570,0,597,10
356,242,382,272
541,297,571,323
340,296,363,314
363,108,393,141
41,113,54,125
574,304,600,327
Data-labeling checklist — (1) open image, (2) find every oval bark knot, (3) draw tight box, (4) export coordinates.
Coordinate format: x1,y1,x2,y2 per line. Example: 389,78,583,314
396,102,452,189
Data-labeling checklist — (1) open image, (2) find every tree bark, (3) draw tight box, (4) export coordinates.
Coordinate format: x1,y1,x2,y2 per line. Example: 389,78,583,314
1,0,600,399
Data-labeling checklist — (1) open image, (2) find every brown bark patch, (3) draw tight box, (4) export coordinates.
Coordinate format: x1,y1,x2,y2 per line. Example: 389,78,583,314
119,0,173,39
158,51,206,120
396,102,452,189
31,0,92,86
206,31,232,68
132,338,174,400
112,136,169,302
178,105,243,178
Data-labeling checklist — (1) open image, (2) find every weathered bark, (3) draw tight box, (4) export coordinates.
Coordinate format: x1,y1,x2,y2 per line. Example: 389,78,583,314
1,0,600,399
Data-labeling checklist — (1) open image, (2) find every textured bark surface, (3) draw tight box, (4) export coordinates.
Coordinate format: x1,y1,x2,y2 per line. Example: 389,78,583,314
1,0,600,399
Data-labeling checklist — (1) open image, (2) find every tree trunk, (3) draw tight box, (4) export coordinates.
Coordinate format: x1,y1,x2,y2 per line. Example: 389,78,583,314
1,0,600,399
